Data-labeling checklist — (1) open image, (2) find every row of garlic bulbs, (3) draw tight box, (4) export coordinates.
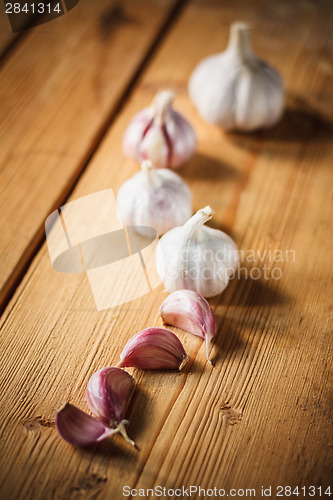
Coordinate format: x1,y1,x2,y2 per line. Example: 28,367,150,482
55,21,286,449
118,164,239,299
118,21,285,298
118,158,239,296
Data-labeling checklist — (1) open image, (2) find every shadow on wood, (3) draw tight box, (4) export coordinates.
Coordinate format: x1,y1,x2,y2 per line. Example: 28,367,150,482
228,274,290,307
181,152,239,181
75,428,139,461
226,97,332,150
98,4,138,40
212,316,247,365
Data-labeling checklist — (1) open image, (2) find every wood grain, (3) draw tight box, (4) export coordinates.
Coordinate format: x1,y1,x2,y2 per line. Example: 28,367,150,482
0,0,332,499
0,0,181,311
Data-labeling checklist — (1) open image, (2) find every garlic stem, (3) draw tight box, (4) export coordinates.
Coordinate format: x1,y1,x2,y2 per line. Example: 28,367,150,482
140,159,155,185
141,159,154,171
152,90,175,125
183,206,215,238
227,22,253,62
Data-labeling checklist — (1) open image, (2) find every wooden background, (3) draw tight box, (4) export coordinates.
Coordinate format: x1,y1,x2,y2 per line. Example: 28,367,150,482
0,0,332,498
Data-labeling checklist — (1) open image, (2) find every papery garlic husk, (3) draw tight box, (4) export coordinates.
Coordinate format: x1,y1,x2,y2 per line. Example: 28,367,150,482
188,22,284,131
117,160,192,236
55,402,116,446
117,327,188,370
156,206,239,297
123,90,197,168
160,290,216,363
86,367,135,446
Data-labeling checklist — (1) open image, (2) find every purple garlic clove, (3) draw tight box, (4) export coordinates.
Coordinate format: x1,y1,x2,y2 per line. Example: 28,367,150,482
55,402,115,446
117,327,188,370
160,290,217,363
86,367,135,446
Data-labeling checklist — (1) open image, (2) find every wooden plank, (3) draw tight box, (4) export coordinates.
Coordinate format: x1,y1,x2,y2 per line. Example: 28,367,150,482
0,0,181,311
0,0,332,498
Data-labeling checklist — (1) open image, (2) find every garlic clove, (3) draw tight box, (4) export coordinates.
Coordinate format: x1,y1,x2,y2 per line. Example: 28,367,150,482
117,327,188,370
160,290,216,363
123,90,196,168
122,109,153,160
156,206,239,297
188,22,284,131
86,367,135,446
138,125,170,169
165,112,198,168
116,159,192,236
55,402,115,446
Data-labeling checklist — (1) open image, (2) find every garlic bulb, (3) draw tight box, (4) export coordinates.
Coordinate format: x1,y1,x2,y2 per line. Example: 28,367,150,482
117,160,192,236
123,90,196,168
188,22,284,131
156,206,239,297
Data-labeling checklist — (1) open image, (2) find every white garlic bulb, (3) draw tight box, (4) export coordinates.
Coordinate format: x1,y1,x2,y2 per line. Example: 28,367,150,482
117,160,192,236
156,206,239,297
188,22,284,131
123,90,197,168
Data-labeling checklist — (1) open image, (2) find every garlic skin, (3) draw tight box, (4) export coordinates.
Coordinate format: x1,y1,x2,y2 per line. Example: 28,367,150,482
123,90,197,168
160,290,216,363
55,402,116,446
188,22,284,131
117,327,188,370
156,206,239,297
86,367,135,446
117,160,192,236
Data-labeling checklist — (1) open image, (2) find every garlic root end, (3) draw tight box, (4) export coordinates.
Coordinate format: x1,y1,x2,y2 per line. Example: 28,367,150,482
117,420,135,447
206,337,213,364
179,356,189,371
